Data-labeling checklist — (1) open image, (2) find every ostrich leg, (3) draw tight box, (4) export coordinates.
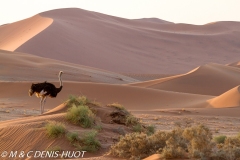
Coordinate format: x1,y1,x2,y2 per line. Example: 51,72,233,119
40,97,44,114
42,97,47,114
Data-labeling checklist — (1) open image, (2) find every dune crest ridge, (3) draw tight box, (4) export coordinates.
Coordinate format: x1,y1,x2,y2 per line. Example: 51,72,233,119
130,63,240,96
208,85,240,108
0,15,53,51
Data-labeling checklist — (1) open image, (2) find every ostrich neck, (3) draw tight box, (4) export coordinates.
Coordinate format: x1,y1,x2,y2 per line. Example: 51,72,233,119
59,73,63,87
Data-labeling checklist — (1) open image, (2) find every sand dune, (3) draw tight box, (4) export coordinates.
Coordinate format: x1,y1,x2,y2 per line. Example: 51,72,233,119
1,7,240,160
130,63,240,96
1,8,237,74
0,105,132,159
208,85,240,108
0,15,52,51
135,18,173,24
227,61,240,68
0,114,74,155
0,81,213,113
0,49,137,83
123,73,174,81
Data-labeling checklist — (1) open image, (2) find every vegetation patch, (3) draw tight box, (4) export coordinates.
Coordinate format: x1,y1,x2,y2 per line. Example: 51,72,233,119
66,95,89,107
66,132,80,143
80,130,101,152
146,124,156,135
71,130,101,152
66,104,95,128
125,115,139,126
45,121,66,138
93,124,103,131
132,123,143,133
110,124,240,160
214,135,227,144
107,103,129,114
67,95,101,107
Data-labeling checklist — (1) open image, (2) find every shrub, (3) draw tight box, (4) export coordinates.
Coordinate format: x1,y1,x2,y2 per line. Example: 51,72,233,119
107,103,129,114
133,123,143,133
160,128,186,159
93,124,102,131
110,124,240,160
80,130,101,152
66,132,80,143
67,131,101,152
45,121,66,138
146,124,156,135
161,147,185,159
110,125,213,160
67,95,89,107
66,104,95,128
214,135,227,144
107,103,125,110
110,132,151,160
211,136,240,159
125,115,139,126
152,127,187,158
182,124,213,159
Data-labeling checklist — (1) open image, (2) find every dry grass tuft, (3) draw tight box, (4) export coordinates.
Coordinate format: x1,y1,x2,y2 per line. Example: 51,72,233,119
67,95,89,107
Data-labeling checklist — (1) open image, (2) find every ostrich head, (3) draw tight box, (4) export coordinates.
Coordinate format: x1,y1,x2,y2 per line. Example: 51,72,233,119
59,71,63,76
29,83,36,96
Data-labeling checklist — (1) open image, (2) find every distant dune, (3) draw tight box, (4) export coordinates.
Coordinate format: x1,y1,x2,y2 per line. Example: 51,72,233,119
0,49,136,83
208,86,240,108
130,63,240,96
227,61,240,68
0,8,239,74
134,18,173,24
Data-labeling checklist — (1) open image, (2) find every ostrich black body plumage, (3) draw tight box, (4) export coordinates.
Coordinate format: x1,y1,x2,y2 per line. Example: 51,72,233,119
29,71,63,114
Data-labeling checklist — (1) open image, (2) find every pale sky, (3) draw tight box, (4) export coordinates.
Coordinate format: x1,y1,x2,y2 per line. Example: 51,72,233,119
1,0,240,25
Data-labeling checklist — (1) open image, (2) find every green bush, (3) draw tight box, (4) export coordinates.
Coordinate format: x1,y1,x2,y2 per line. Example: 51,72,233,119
133,123,143,133
45,121,66,138
146,124,156,135
93,124,102,131
66,132,80,143
125,115,139,126
214,135,227,144
80,130,101,152
66,104,95,128
67,130,101,153
67,95,89,107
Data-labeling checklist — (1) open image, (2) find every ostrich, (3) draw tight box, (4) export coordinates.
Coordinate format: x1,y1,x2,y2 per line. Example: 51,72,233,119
28,71,63,114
